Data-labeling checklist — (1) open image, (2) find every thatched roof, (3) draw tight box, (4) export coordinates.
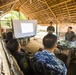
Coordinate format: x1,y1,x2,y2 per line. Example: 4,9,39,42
0,0,76,24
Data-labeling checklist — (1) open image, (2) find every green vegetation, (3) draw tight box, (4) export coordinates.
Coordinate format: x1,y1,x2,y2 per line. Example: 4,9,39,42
1,10,26,27
1,21,11,27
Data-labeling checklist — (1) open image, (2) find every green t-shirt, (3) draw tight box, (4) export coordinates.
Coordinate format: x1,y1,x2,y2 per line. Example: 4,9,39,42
47,26,55,33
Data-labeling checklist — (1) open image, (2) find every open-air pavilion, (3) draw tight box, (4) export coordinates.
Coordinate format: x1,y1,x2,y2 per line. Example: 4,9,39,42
0,0,76,75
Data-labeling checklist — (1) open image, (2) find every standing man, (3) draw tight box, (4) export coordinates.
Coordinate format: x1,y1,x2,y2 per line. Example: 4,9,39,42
65,26,75,41
47,22,55,34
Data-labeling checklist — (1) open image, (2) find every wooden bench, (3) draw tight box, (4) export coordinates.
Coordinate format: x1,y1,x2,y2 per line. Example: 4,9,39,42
1,39,24,75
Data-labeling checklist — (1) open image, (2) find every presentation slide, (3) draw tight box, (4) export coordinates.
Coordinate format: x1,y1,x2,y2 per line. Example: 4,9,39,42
12,20,37,38
21,23,34,33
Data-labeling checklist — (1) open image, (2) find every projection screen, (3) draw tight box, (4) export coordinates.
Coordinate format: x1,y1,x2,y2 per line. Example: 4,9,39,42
12,20,37,38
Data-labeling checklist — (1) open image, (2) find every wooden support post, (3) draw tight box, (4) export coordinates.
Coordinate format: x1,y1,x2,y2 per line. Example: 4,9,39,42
0,18,1,37
58,24,60,38
56,23,58,36
19,9,20,20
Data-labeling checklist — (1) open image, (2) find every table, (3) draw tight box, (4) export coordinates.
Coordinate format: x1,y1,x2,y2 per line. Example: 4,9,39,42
57,40,76,67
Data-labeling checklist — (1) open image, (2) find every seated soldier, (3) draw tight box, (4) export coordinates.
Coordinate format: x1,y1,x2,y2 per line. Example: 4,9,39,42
65,26,75,41
34,34,67,75
6,39,31,75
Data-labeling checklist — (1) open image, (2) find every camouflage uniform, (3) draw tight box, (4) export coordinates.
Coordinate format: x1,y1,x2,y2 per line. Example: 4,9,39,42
34,50,67,75
12,50,31,75
65,31,75,41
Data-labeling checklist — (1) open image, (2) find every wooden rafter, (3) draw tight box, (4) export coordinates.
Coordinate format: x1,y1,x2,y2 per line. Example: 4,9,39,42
19,0,28,8
37,0,45,4
38,0,72,8
1,0,76,24
65,2,72,22
20,8,29,19
24,8,48,16
57,6,64,20
0,0,19,9
11,0,18,10
68,7,76,11
42,0,60,24
39,3,53,23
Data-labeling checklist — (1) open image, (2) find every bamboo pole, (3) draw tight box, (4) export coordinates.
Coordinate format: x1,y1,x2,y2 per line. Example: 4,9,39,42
56,23,58,36
0,16,1,37
0,0,18,9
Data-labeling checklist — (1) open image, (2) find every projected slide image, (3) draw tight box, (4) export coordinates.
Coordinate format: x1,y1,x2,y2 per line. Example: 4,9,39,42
21,23,34,33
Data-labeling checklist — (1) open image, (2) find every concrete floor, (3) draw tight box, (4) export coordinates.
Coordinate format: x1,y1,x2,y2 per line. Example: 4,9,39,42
25,38,43,54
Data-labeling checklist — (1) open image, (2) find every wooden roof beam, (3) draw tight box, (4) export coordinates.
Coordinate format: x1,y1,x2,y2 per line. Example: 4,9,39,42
38,0,72,8
68,5,76,9
19,0,28,8
11,0,19,10
57,6,64,20
39,3,53,23
68,7,76,11
0,0,19,9
20,8,29,19
37,3,50,23
26,8,48,16
43,0,60,24
37,0,45,4
65,2,72,22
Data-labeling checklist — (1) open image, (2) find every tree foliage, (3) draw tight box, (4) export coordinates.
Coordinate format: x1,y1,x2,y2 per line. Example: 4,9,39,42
1,10,26,26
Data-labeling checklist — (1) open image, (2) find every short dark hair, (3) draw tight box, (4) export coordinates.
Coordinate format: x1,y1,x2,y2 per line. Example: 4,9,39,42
6,39,19,53
43,34,57,49
50,22,52,24
6,32,13,43
68,26,72,29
